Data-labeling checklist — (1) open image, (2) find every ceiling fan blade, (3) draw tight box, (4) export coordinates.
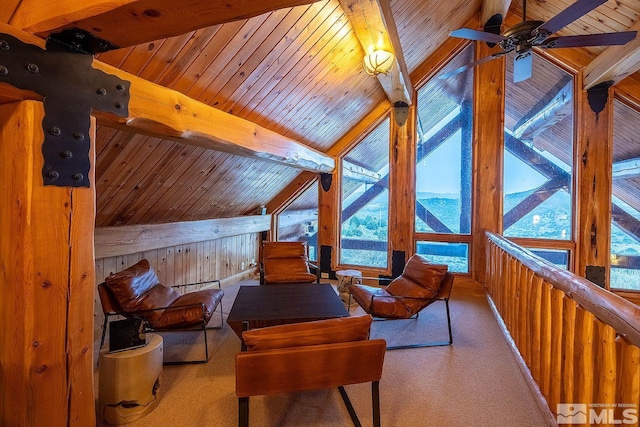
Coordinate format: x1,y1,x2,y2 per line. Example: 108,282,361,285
541,31,637,48
449,28,507,44
537,0,608,35
438,52,506,79
513,52,533,83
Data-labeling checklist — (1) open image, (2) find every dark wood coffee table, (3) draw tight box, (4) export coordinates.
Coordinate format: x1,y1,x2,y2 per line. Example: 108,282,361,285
226,283,350,338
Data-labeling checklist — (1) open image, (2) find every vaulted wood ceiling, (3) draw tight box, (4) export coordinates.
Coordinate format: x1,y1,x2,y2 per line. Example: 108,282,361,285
91,0,482,226
3,0,640,227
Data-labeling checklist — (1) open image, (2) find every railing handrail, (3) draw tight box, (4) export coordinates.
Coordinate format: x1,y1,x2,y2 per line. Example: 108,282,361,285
486,231,640,347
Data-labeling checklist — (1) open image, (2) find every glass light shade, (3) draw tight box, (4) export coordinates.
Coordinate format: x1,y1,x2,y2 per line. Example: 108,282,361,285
363,50,394,76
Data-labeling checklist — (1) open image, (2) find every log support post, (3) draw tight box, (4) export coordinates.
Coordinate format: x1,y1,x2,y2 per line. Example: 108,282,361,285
388,101,416,266
0,100,96,426
575,78,613,286
318,168,339,277
473,40,505,284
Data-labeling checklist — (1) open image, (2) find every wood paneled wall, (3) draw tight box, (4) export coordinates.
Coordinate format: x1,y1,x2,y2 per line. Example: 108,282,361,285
93,233,259,339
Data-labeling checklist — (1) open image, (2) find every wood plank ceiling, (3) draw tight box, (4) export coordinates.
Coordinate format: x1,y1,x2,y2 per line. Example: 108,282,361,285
4,0,640,227
92,0,481,226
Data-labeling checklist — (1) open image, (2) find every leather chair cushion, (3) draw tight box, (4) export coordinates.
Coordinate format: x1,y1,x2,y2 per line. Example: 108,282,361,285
263,258,316,284
263,241,308,259
397,254,448,295
242,315,372,352
151,288,224,329
263,272,318,285
134,284,181,323
264,258,310,274
104,259,162,312
349,285,412,318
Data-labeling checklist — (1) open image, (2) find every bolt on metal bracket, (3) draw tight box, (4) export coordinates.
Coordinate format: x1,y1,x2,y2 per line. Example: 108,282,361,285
0,32,129,187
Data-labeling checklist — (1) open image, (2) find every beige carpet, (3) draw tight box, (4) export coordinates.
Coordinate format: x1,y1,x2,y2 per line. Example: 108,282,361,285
95,280,550,426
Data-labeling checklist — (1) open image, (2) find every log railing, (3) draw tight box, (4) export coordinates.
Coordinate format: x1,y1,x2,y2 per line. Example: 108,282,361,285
485,231,640,423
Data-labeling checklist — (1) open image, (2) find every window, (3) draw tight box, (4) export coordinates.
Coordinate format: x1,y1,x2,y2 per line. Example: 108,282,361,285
277,181,319,261
503,53,573,242
414,44,473,273
416,241,469,273
340,118,390,268
610,100,640,291
527,248,569,269
415,45,473,235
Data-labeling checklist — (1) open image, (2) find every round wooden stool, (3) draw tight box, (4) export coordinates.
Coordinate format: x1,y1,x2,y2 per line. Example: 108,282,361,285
98,334,163,425
335,269,362,308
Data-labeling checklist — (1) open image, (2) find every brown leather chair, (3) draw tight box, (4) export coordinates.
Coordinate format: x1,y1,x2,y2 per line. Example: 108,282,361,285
259,241,319,285
97,259,224,364
235,315,385,427
349,254,454,350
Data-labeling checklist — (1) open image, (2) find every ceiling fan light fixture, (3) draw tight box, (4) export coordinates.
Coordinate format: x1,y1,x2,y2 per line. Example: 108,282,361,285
363,49,394,76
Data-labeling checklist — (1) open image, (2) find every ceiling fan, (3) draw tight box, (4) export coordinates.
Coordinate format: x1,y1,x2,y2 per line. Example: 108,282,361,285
441,0,637,82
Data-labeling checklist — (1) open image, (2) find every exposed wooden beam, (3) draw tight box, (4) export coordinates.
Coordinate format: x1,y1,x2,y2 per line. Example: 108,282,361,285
95,60,335,172
342,159,381,183
339,0,413,105
503,178,568,229
512,79,572,141
0,23,335,173
613,157,640,180
10,0,318,48
278,208,318,228
416,201,453,233
0,0,21,24
480,0,512,27
95,215,271,258
505,133,569,180
612,204,640,241
583,20,640,90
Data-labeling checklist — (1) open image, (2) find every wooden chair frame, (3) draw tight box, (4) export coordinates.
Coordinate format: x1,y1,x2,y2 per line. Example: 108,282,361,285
236,334,385,427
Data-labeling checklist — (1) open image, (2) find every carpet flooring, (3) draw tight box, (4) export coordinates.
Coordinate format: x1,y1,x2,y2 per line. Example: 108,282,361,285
95,280,550,426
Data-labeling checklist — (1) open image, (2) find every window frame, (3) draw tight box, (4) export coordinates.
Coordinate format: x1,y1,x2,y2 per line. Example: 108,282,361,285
337,115,392,272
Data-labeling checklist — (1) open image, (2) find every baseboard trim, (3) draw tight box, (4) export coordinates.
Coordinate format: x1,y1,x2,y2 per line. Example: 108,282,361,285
209,270,255,289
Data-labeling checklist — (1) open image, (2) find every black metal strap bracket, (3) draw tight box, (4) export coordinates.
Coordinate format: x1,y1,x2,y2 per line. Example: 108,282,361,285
0,32,129,187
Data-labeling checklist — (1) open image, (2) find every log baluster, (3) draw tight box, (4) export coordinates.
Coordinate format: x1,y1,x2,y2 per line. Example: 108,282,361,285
484,231,640,422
